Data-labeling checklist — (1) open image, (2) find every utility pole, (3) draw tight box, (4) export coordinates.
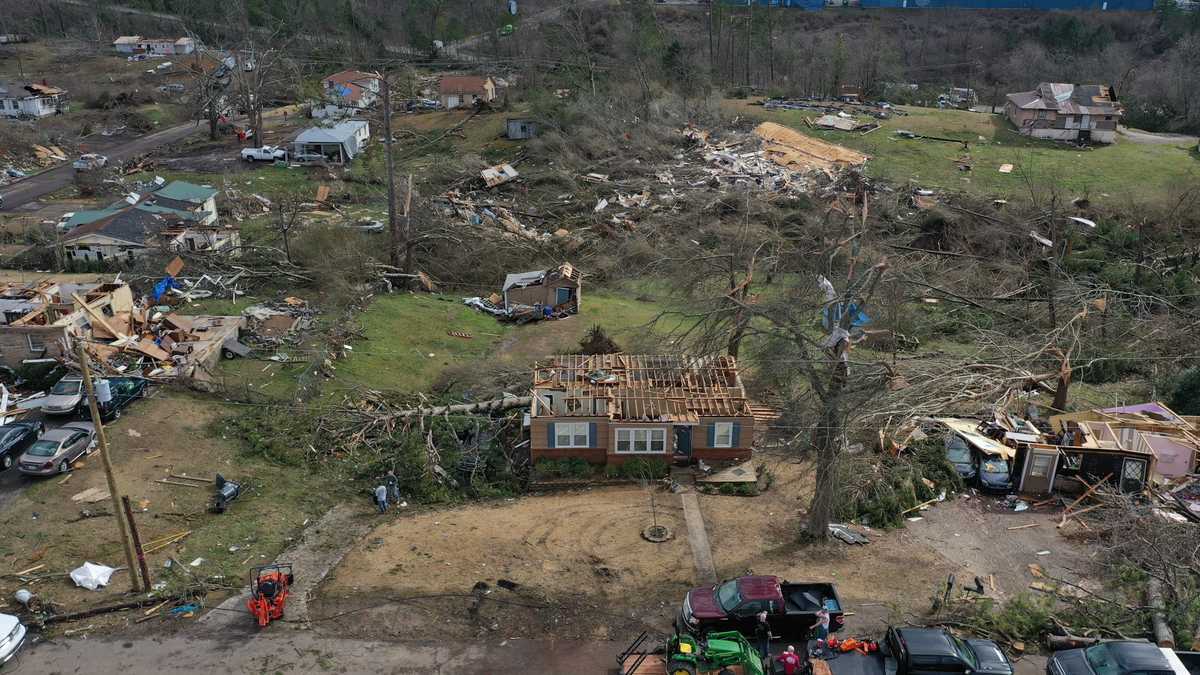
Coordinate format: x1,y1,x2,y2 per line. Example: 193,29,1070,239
121,495,151,592
403,173,414,273
77,343,140,592
377,69,401,269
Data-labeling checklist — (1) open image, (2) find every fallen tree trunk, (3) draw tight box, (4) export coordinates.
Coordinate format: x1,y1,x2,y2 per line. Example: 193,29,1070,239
385,395,531,421
1046,635,1102,651
1148,578,1175,648
40,590,202,625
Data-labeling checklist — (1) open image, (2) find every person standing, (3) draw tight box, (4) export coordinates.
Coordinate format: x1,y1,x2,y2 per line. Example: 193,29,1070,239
374,484,388,514
776,646,803,675
385,470,400,503
755,610,772,659
810,607,831,656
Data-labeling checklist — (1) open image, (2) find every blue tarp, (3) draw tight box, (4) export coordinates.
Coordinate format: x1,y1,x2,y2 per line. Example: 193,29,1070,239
823,302,871,330
152,276,179,303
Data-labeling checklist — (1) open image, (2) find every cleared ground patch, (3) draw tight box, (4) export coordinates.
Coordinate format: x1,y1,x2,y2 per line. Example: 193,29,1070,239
726,99,1200,204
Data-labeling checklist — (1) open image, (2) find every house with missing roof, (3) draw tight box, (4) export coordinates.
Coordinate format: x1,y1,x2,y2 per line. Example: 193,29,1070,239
112,35,196,56
293,120,370,164
438,75,496,109
313,70,379,118
61,181,239,263
1005,82,1121,144
0,80,68,118
502,263,581,313
529,354,756,468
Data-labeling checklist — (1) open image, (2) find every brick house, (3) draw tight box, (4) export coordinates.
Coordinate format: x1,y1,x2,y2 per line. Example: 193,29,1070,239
529,354,756,467
1005,82,1121,144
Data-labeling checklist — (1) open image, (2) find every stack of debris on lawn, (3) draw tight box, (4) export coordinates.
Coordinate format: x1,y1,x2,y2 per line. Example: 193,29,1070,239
240,297,318,350
0,279,245,382
464,262,582,323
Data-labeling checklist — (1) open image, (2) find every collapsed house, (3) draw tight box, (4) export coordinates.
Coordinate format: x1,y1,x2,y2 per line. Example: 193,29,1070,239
61,181,239,263
0,80,69,119
464,263,582,323
529,354,756,467
0,279,245,381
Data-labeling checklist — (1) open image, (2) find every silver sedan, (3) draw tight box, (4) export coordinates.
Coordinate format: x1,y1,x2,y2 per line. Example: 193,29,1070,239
17,422,96,476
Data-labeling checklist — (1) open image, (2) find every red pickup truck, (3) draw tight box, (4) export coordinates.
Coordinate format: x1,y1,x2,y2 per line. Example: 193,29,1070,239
678,575,845,640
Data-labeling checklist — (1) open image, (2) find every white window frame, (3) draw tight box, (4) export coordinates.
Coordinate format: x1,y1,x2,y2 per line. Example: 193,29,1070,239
713,422,734,448
615,427,668,454
555,422,589,449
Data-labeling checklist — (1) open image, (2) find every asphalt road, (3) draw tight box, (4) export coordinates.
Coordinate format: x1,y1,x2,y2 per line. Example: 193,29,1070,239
0,120,205,212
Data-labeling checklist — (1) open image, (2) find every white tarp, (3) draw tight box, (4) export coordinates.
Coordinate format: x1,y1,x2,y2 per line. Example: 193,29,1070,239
70,562,117,590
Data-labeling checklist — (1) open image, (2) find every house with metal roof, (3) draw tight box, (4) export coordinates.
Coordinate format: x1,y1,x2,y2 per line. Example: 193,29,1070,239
293,120,370,164
1005,82,1121,144
528,354,756,467
61,181,239,264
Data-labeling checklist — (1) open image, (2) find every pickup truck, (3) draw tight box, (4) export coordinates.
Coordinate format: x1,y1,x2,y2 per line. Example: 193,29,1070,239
1048,641,1200,675
885,626,1013,675
240,145,287,162
72,153,108,171
679,575,844,640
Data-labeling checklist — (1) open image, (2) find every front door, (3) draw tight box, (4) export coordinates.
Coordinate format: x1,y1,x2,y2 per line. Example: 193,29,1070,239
674,426,692,460
1020,448,1058,494
1120,458,1147,493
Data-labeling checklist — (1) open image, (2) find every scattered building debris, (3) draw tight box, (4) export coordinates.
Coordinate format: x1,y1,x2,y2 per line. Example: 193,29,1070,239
465,263,582,323
754,122,870,175
481,163,519,188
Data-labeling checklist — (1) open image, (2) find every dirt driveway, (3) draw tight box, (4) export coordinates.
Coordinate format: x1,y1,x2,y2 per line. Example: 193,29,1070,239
310,448,1093,644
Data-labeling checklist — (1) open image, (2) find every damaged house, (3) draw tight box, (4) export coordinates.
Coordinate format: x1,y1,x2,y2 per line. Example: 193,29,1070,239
0,279,245,381
1005,82,1121,144
1012,402,1198,496
529,354,756,467
0,80,68,119
313,69,379,119
60,181,238,263
293,120,370,164
438,75,496,110
503,263,581,314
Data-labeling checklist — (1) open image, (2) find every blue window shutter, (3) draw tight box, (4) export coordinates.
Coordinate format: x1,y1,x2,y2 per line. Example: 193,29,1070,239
707,424,716,447
732,423,741,448
589,422,597,448
547,422,555,449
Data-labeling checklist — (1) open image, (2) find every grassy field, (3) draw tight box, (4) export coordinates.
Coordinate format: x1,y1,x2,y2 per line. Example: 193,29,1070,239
725,99,1200,204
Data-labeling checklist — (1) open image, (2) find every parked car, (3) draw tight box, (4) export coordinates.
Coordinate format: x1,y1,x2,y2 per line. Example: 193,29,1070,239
0,612,26,666
240,145,287,162
887,626,1014,675
291,152,326,164
80,377,148,423
17,421,96,476
678,574,844,640
72,153,108,171
0,421,45,471
976,453,1013,493
1048,641,1177,675
39,376,84,416
945,434,976,482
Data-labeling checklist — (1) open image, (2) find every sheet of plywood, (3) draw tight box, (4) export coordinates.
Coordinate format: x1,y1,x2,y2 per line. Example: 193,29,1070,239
165,256,185,277
696,460,758,484
755,121,869,174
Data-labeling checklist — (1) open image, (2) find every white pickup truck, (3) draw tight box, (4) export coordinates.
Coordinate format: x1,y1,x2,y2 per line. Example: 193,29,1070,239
0,612,26,666
240,146,287,162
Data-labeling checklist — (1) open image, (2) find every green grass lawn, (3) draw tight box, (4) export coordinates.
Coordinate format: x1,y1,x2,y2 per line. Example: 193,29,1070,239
726,100,1200,204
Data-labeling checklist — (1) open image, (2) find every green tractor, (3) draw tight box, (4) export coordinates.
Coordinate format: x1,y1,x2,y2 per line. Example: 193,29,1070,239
620,630,769,675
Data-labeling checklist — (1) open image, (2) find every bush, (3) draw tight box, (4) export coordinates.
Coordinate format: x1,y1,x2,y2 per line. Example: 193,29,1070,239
617,457,669,480
533,458,595,480
1168,367,1200,415
838,436,964,529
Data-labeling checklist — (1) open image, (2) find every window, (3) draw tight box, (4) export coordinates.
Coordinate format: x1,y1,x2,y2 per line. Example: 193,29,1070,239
26,334,47,356
715,580,741,613
554,422,589,448
713,422,734,448
616,428,667,454
1029,453,1054,478
1036,110,1047,120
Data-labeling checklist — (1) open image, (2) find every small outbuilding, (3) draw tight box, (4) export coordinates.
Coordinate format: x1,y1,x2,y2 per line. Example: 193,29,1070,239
505,117,538,140
292,120,370,164
502,262,581,314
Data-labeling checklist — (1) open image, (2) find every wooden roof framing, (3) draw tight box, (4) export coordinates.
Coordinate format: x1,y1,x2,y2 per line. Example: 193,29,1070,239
532,353,752,422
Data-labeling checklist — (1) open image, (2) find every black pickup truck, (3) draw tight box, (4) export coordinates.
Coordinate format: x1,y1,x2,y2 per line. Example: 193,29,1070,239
678,575,845,640
884,626,1014,675
1048,641,1200,675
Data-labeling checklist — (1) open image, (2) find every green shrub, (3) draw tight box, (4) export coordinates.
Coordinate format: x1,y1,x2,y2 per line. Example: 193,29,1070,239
1168,367,1200,415
533,458,594,480
618,457,669,479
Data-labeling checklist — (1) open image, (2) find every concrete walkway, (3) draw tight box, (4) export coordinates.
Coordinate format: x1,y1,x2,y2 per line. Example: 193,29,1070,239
680,490,717,583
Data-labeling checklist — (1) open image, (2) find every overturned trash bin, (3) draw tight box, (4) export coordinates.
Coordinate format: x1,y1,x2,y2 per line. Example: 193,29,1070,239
210,474,242,514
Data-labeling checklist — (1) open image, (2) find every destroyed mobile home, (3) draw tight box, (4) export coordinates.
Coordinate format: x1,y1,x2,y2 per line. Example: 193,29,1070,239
899,402,1199,512
0,279,245,382
529,354,756,468
464,262,581,323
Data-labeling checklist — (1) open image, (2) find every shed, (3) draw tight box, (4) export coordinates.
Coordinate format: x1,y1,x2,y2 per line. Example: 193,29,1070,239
293,120,370,164
502,263,582,313
506,118,538,140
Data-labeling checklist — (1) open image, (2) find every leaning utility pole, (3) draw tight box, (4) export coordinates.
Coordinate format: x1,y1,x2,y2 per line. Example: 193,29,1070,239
376,70,402,270
403,173,414,273
77,343,140,592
